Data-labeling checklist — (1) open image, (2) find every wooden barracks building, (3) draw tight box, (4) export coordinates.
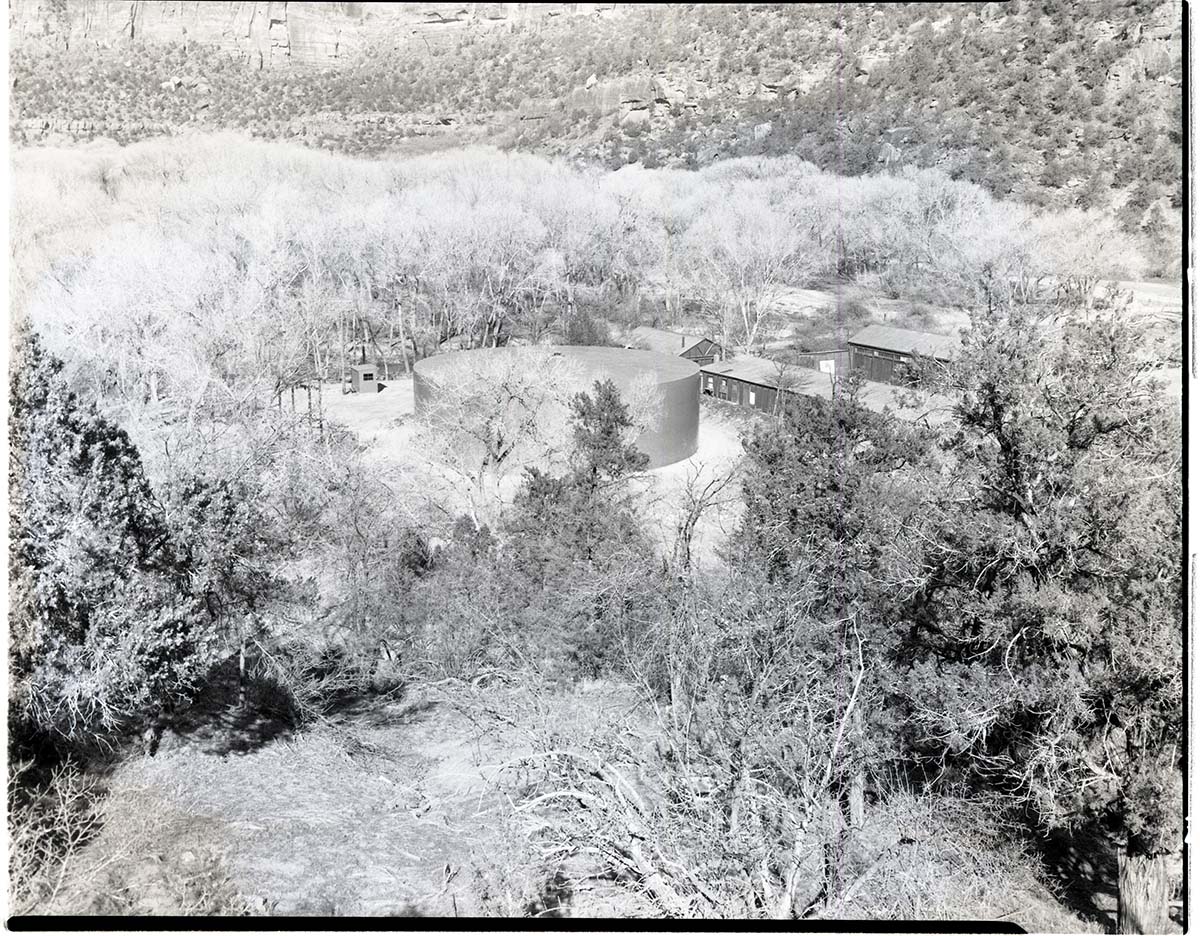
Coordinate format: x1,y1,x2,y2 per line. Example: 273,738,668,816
846,324,959,385
700,354,801,413
694,323,958,417
618,321,958,414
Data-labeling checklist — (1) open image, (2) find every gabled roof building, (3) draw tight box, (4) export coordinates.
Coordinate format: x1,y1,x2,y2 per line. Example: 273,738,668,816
847,324,959,385
699,354,823,413
627,326,724,366
699,349,953,425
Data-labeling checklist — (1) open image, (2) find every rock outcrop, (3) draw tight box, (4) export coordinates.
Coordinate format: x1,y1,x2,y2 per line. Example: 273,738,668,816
1106,0,1182,91
7,1,626,68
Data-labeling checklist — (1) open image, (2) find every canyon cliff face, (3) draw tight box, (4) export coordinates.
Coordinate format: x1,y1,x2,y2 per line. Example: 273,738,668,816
7,1,624,68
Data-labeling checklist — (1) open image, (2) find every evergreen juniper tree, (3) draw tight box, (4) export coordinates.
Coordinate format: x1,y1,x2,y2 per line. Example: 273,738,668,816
9,329,218,753
906,296,1182,934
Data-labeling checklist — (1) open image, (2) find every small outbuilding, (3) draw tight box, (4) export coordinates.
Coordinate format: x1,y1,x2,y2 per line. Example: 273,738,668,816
847,325,959,385
350,363,381,393
628,326,724,366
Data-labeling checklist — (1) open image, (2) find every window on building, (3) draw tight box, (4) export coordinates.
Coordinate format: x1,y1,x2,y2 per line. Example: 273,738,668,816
748,388,756,405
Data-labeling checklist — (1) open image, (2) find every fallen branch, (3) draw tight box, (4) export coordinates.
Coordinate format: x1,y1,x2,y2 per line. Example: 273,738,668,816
624,838,692,917
513,788,601,812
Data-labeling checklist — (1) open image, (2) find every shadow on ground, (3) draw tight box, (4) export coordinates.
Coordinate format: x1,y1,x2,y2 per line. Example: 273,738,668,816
162,655,423,757
323,691,432,728
1034,826,1119,933
1034,825,1185,934
163,656,295,757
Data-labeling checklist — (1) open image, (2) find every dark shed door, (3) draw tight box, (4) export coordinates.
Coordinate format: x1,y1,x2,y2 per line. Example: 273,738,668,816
851,347,904,384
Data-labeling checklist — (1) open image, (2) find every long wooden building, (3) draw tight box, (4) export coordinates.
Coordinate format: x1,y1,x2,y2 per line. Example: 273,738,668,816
846,324,959,385
700,351,952,425
699,354,809,413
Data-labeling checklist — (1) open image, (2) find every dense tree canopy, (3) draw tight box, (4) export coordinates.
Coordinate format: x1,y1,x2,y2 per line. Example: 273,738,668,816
903,299,1182,930
727,285,1182,928
9,330,219,749
5,105,1181,924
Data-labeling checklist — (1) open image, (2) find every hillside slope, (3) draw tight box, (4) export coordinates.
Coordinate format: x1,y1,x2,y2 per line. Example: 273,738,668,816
10,3,1183,227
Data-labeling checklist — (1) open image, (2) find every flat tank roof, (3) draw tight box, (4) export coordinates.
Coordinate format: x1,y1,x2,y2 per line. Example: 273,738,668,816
412,345,699,384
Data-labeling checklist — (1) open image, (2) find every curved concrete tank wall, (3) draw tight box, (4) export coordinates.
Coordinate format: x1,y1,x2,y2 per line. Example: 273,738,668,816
413,346,699,469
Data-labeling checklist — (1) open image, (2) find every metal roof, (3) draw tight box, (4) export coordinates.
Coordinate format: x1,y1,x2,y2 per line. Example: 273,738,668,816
701,353,956,424
847,324,960,360
702,354,794,386
702,354,840,395
628,325,710,356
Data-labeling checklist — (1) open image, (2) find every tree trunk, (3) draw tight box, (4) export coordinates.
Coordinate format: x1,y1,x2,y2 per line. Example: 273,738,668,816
237,637,247,711
847,706,866,830
339,309,347,392
1118,846,1170,934
316,374,324,439
727,749,749,835
847,768,866,831
822,802,848,909
410,298,422,363
396,298,411,376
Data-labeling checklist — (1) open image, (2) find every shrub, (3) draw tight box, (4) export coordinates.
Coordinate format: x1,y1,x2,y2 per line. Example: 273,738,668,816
8,759,105,915
562,308,613,346
17,765,252,915
9,331,221,753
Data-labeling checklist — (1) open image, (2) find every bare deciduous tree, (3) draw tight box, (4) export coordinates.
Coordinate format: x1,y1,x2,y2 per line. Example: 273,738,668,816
411,350,583,529
682,192,812,354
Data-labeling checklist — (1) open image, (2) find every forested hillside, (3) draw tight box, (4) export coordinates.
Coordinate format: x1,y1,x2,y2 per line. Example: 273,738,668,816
11,2,1183,232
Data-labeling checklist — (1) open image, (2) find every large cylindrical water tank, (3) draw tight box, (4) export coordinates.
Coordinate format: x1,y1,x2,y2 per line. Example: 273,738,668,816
412,346,699,469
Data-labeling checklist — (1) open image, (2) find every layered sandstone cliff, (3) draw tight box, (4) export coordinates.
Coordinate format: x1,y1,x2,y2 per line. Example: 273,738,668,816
7,1,624,68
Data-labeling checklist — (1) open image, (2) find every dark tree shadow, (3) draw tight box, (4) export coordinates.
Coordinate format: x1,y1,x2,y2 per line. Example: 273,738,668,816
161,654,433,756
1032,825,1119,934
322,690,432,728
167,703,294,757
163,656,294,757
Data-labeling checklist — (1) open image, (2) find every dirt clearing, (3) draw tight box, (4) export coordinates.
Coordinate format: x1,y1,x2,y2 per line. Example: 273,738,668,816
55,681,651,917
